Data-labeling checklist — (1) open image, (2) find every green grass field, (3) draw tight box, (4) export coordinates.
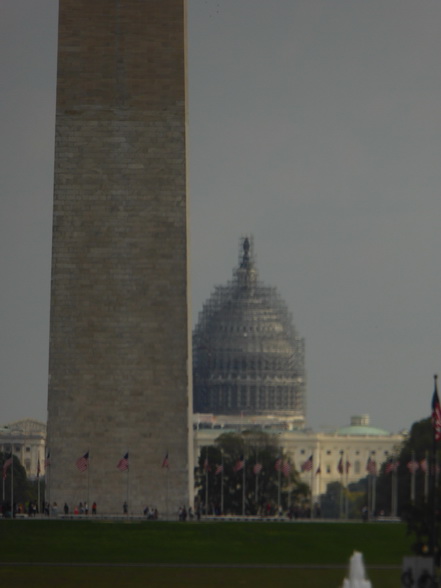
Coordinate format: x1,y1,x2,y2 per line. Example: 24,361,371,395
0,519,415,587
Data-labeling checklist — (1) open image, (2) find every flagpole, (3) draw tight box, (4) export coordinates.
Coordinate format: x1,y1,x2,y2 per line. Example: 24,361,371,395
46,449,50,514
390,457,394,516
166,455,169,520
366,454,376,520
127,454,130,515
220,450,224,515
410,451,416,504
242,457,246,516
391,457,397,517
369,452,377,518
310,453,317,520
10,455,13,515
36,457,41,513
424,450,429,504
429,374,439,559
367,468,371,519
315,465,321,519
255,468,259,506
339,453,344,519
87,450,90,513
345,454,349,519
277,458,281,514
205,448,209,516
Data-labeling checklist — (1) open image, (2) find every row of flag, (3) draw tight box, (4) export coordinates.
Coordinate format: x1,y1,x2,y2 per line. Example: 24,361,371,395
203,456,308,477
4,377,441,482
37,451,170,473
200,379,439,484
203,453,440,479
384,457,440,475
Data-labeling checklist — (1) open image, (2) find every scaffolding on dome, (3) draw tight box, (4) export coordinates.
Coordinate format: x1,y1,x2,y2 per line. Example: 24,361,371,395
193,236,306,425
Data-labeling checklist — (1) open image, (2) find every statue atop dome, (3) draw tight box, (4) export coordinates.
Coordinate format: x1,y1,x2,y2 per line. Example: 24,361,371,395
235,236,257,292
240,237,251,268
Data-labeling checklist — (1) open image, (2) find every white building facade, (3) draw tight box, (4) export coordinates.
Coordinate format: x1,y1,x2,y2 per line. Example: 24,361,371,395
194,414,404,498
0,419,46,479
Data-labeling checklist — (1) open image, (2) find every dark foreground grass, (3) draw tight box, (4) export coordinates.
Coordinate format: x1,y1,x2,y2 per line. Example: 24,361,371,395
0,520,413,587
0,566,400,588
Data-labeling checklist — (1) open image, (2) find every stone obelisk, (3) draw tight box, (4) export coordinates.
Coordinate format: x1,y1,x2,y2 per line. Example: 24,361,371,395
47,0,192,515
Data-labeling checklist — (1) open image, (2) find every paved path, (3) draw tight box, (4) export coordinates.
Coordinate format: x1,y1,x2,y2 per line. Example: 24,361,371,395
0,561,401,569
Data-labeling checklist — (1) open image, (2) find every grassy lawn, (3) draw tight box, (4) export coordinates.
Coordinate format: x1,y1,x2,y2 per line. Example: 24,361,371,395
0,566,402,588
0,519,414,587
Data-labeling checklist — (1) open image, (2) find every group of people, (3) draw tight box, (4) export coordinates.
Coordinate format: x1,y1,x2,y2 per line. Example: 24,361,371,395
178,506,199,521
61,501,98,515
143,506,159,519
0,501,39,517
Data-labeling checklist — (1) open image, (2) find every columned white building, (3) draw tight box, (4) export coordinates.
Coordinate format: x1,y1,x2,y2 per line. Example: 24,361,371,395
194,414,405,497
0,419,46,479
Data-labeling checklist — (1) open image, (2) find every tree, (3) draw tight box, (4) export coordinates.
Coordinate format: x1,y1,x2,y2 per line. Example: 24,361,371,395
1,452,37,515
195,430,308,516
393,419,432,511
369,417,441,555
395,418,441,554
320,481,342,519
373,418,435,517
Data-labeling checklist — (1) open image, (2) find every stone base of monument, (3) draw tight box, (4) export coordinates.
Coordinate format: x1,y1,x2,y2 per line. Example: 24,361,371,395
401,556,435,588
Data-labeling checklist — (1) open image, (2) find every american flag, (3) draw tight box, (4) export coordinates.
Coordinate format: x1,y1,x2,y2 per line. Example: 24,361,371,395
407,460,419,474
301,455,313,472
253,463,263,475
420,459,440,475
215,464,223,475
75,451,89,472
282,462,291,478
117,452,129,471
337,457,344,475
2,454,12,480
366,456,377,476
385,458,399,474
233,456,245,472
162,452,169,469
432,376,441,442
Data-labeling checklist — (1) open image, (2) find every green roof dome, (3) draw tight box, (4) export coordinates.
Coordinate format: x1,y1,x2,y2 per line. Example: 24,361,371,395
334,415,390,436
335,425,390,436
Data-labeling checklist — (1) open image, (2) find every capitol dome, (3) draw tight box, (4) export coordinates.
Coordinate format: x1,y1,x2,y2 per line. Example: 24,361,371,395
193,237,306,422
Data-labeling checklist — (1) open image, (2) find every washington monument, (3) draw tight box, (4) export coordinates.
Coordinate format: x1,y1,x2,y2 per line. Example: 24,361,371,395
46,0,192,515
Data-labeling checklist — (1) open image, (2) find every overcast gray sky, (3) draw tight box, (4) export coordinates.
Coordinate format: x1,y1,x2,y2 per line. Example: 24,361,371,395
2,0,441,433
